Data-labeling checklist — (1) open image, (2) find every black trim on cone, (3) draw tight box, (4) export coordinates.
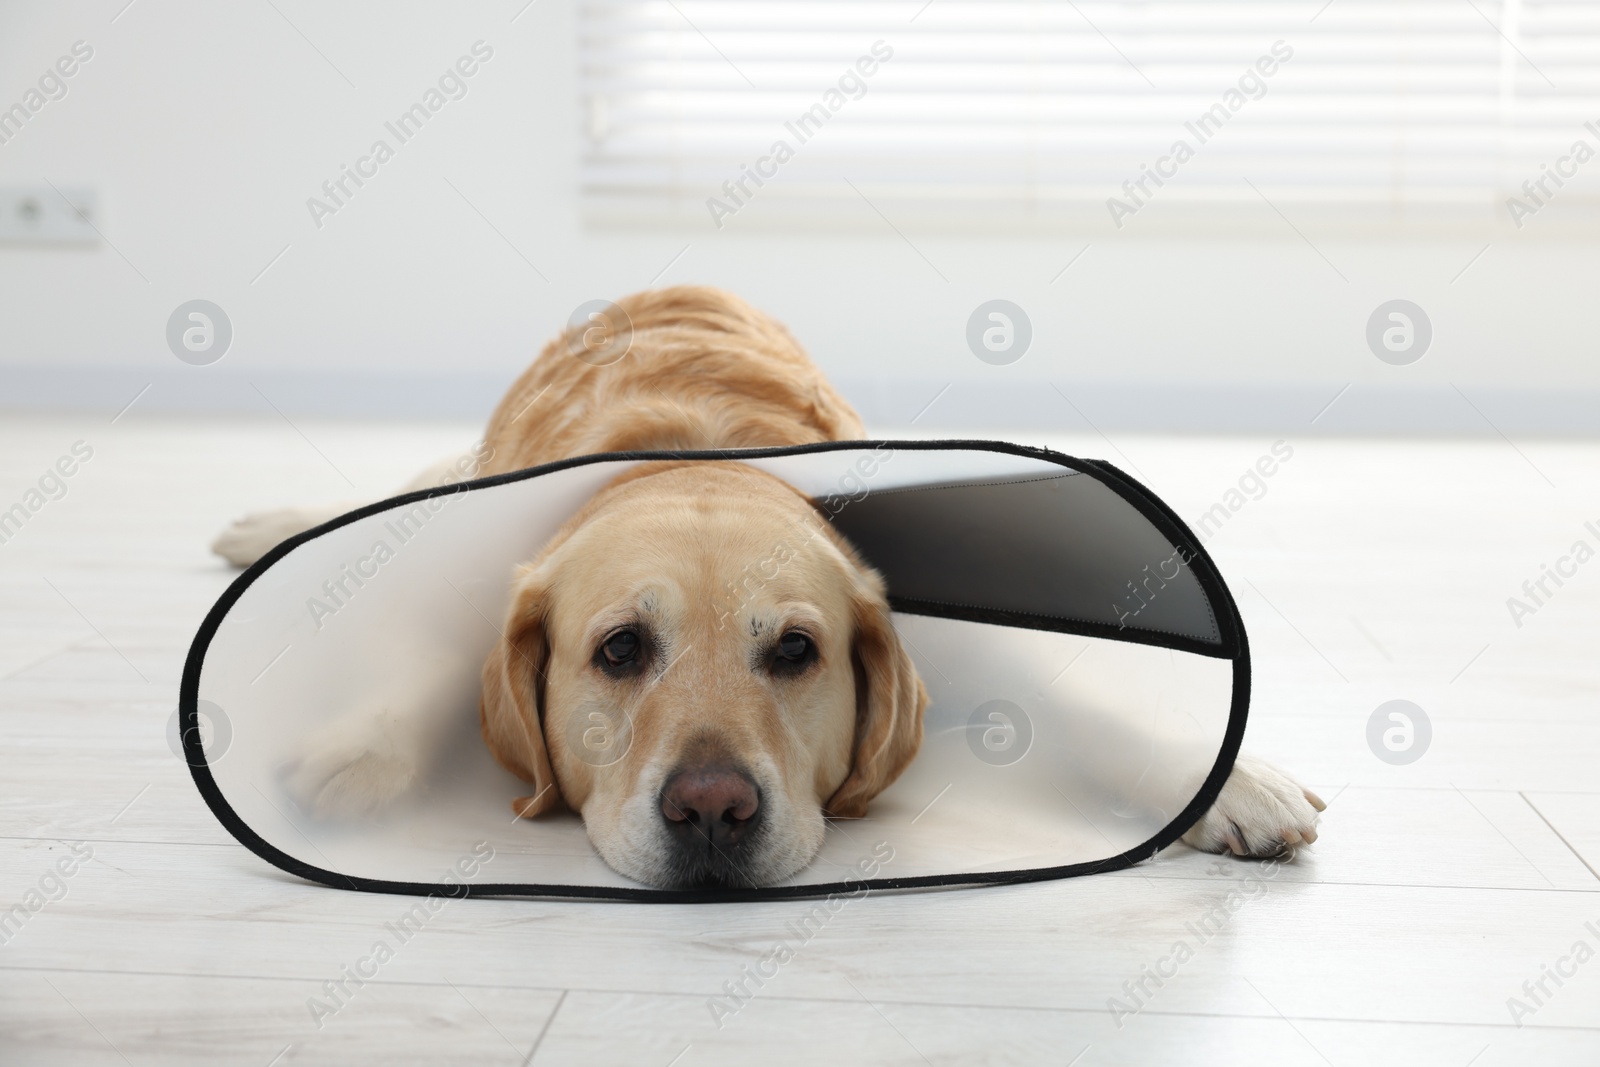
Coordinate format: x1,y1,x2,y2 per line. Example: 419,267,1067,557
181,439,1250,903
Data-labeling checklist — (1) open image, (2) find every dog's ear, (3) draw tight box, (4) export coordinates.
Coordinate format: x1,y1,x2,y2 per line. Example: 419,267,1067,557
826,567,927,819
480,568,562,818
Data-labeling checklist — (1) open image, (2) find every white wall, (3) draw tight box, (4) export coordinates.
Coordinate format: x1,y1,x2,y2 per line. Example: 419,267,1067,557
2,0,1598,432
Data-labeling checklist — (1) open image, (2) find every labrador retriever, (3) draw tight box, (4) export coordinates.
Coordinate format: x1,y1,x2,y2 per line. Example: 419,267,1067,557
214,286,1324,888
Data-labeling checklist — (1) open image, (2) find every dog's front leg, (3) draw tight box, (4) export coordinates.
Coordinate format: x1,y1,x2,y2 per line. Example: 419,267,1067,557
1181,752,1326,858
281,653,466,820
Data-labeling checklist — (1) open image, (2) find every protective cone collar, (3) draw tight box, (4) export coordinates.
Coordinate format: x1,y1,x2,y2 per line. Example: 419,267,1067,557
182,440,1249,903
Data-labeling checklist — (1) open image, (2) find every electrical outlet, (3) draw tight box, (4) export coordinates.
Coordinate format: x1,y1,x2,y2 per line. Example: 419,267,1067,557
0,186,99,245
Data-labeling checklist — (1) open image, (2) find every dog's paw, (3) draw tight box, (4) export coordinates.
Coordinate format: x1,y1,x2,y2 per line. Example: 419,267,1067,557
211,507,339,567
1181,753,1326,859
282,709,421,820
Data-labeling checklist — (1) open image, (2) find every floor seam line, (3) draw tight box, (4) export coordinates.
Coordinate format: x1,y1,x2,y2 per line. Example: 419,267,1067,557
1519,791,1600,886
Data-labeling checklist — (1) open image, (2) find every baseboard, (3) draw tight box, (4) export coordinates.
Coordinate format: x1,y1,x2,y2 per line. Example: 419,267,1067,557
2,366,1595,436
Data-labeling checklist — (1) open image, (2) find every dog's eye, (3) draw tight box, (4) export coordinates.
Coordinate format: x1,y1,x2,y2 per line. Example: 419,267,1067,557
778,632,810,660
770,631,815,672
601,630,640,667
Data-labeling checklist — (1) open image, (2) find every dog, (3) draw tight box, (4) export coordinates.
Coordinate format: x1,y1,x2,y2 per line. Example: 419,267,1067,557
213,286,1325,888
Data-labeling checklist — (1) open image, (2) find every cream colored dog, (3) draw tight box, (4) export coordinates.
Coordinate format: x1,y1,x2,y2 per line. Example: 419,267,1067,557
214,286,1323,888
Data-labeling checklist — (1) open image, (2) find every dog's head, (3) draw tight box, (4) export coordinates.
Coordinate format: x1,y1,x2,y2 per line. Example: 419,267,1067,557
480,463,926,888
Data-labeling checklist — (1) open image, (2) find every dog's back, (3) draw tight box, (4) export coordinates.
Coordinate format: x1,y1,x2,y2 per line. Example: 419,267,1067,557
479,286,865,475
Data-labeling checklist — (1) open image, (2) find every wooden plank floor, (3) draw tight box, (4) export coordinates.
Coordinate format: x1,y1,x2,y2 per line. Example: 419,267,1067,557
2,413,1597,1065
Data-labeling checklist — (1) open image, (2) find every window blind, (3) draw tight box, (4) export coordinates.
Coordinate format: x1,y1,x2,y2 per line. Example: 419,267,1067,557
578,1,1600,232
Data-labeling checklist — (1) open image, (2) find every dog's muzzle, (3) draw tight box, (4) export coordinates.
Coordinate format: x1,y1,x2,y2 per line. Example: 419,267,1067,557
658,763,765,887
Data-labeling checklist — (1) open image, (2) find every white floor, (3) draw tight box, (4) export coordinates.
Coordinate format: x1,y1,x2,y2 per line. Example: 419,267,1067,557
2,412,1597,1066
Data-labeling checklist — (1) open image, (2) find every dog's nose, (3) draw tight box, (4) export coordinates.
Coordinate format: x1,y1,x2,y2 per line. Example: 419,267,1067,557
660,765,761,850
